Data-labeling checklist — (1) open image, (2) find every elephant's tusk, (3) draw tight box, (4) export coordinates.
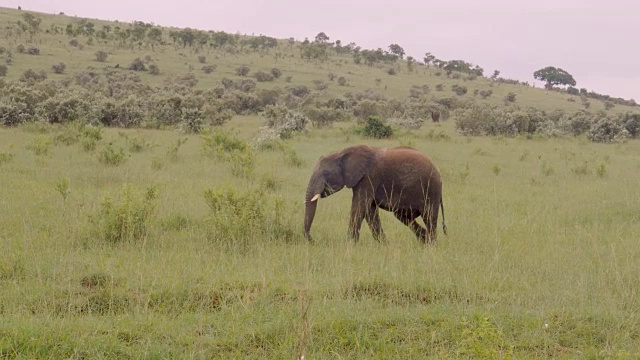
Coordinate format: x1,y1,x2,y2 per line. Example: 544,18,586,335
304,193,321,204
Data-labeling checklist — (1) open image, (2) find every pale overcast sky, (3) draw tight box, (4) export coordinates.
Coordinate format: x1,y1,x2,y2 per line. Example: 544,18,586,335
5,0,639,101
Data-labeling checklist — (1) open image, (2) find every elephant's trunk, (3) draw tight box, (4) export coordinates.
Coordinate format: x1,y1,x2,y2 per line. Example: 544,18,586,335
303,176,324,241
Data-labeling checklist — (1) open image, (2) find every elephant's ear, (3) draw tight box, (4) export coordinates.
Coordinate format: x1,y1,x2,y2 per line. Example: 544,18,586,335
342,145,376,188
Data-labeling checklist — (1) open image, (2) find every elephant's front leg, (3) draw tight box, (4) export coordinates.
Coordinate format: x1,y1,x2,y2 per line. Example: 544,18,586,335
365,202,385,242
348,194,368,242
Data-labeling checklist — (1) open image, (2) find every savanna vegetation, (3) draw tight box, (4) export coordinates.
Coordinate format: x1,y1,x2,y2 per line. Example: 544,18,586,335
1,6,640,359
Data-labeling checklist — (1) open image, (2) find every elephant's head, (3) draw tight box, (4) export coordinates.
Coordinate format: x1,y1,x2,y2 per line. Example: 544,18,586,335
304,145,375,240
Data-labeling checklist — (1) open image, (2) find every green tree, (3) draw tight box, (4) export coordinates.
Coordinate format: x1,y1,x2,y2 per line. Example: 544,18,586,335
388,43,405,59
423,52,435,67
314,32,329,43
533,66,576,89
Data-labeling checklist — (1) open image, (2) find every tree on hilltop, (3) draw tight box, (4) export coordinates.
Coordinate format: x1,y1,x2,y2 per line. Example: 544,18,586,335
388,43,405,59
315,32,329,43
534,66,576,89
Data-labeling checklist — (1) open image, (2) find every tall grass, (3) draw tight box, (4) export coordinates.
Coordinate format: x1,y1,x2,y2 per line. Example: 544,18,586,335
1,120,640,357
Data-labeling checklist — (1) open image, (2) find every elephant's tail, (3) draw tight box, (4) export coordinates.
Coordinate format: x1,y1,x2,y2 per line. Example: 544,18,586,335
440,197,447,235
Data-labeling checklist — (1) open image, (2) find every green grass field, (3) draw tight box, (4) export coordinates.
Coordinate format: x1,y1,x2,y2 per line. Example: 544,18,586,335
2,119,640,358
2,6,640,359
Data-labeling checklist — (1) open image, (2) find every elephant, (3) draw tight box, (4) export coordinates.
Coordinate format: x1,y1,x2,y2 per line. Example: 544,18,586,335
303,145,446,244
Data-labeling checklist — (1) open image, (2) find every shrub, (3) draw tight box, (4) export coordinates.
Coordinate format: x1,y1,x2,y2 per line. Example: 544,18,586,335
40,93,90,123
197,55,206,64
337,76,347,86
203,187,294,246
0,100,30,126
26,47,40,55
452,84,467,96
604,101,615,110
504,92,517,103
288,85,310,98
313,80,328,91
16,44,25,53
98,144,128,165
621,113,640,138
260,104,308,139
129,57,146,71
235,64,250,76
202,65,216,74
95,50,108,62
479,89,493,99
20,69,47,83
254,70,275,82
587,117,629,143
304,106,348,128
0,65,8,77
557,112,593,136
51,62,66,74
359,116,393,139
68,38,80,47
221,90,260,114
86,184,158,244
271,67,282,78
180,107,204,134
26,135,52,156
148,63,160,75
201,129,255,177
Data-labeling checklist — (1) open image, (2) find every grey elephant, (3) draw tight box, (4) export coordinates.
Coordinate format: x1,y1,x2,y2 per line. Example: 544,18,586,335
304,145,446,243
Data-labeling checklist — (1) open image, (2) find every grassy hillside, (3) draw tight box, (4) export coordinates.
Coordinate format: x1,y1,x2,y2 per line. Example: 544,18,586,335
1,6,640,359
0,6,636,115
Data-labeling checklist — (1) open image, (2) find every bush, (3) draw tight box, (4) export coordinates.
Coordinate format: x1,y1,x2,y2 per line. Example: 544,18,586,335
587,117,629,143
604,101,615,110
95,50,108,62
0,65,7,77
271,68,282,78
337,76,347,86
129,57,146,71
260,104,308,139
235,64,250,76
359,116,393,139
201,129,255,177
452,84,467,96
148,63,160,75
180,107,204,134
621,113,640,138
197,55,206,64
51,62,66,74
504,92,517,103
203,187,294,247
304,106,348,128
288,85,310,98
27,47,40,55
20,69,47,83
98,144,128,165
202,65,216,74
435,84,444,91
254,70,275,82
313,80,329,91
86,184,158,244
16,44,25,53
479,89,493,99
557,111,593,136
68,38,80,47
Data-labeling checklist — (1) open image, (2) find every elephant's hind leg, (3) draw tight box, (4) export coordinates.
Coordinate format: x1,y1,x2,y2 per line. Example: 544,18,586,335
365,202,385,242
394,209,427,243
422,201,440,244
